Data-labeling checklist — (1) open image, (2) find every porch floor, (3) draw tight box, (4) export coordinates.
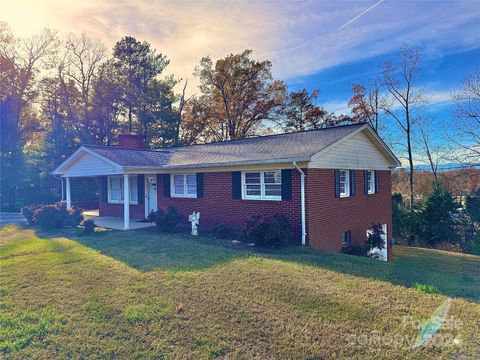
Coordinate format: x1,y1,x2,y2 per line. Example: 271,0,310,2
82,210,155,230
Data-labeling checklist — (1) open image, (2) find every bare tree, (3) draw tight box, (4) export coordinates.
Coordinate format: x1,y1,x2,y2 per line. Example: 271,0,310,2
419,123,447,189
451,70,480,165
381,43,426,207
62,32,106,142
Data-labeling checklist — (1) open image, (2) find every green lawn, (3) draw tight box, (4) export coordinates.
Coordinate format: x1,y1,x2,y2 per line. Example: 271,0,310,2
1,225,479,359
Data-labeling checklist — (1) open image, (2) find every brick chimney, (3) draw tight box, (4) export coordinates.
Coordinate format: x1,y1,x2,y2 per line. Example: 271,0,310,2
118,133,144,149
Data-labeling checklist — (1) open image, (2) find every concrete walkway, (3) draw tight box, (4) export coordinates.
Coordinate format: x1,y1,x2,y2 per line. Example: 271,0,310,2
83,210,154,230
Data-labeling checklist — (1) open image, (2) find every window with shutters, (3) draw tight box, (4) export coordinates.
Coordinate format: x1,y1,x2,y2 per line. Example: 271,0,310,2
242,171,282,200
367,170,375,194
339,170,350,197
171,174,197,198
107,175,138,204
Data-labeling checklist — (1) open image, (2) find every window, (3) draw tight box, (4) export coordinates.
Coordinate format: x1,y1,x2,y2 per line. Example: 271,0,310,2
171,174,197,198
242,171,282,200
107,175,138,204
367,170,375,194
339,170,350,197
342,230,352,246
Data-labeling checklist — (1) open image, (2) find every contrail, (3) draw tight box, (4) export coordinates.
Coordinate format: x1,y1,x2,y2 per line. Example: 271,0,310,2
337,0,385,30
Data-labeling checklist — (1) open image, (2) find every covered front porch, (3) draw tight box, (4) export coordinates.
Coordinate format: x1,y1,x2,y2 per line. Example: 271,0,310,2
83,210,154,230
54,147,159,230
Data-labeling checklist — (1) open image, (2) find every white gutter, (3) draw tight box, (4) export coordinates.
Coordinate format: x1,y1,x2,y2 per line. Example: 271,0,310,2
293,161,306,246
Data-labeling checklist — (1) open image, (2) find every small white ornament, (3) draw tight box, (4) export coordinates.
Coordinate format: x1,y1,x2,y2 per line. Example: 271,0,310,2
188,211,200,236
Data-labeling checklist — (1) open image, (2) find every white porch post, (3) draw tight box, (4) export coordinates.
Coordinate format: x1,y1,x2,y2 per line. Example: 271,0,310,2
123,174,130,230
66,177,72,208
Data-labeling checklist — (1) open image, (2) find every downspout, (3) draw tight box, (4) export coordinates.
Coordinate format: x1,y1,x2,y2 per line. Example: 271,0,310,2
293,162,306,246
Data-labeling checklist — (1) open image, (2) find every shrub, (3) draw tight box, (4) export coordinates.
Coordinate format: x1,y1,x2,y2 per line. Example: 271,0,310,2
63,205,84,227
33,205,64,230
24,202,83,230
243,214,290,247
414,283,440,294
365,223,386,259
152,206,181,232
214,224,235,239
21,205,40,225
83,219,96,235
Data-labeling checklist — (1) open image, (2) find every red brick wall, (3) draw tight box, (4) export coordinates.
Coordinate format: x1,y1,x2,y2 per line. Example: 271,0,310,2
305,169,393,261
99,201,145,219
156,172,303,242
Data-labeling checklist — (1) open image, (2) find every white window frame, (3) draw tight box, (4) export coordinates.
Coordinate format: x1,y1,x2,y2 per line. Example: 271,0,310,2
241,170,282,201
171,174,197,198
339,170,350,198
107,175,138,205
367,170,375,194
342,230,352,246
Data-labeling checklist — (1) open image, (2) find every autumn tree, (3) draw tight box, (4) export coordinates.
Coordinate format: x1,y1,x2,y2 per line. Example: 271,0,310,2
189,49,286,141
451,70,480,165
382,44,426,207
281,88,330,132
348,79,382,131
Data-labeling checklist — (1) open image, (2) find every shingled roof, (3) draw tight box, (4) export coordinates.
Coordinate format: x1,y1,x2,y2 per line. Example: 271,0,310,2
84,123,367,169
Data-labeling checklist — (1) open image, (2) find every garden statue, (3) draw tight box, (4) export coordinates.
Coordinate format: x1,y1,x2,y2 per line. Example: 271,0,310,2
188,211,200,236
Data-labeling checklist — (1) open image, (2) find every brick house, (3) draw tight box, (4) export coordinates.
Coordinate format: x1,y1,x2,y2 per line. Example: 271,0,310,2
53,123,400,261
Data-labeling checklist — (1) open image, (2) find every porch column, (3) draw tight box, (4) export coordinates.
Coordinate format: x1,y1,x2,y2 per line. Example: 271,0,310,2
123,174,130,230
66,177,72,208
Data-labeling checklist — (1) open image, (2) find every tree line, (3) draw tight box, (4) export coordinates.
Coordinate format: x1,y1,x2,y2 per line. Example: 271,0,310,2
1,23,479,212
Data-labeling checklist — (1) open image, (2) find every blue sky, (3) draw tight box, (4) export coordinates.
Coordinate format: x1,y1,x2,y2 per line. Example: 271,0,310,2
2,0,479,162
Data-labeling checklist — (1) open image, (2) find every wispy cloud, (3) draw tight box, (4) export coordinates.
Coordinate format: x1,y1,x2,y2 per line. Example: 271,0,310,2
2,0,479,93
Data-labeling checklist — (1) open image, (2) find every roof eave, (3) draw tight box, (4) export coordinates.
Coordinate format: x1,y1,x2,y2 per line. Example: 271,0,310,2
123,156,311,172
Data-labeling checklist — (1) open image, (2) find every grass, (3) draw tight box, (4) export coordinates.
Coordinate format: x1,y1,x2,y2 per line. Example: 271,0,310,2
1,225,479,359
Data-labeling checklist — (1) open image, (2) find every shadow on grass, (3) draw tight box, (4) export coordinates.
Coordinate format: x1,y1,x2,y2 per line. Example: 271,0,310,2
47,227,480,303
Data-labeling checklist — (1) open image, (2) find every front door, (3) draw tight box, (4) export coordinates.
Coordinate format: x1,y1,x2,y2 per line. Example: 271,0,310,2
145,175,158,217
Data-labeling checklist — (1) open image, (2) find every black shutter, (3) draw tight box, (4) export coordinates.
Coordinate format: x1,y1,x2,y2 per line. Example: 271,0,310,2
281,169,292,200
196,173,204,198
364,171,369,195
375,171,380,193
163,174,171,197
137,174,145,205
350,170,356,196
232,171,241,199
334,170,340,198
101,176,108,203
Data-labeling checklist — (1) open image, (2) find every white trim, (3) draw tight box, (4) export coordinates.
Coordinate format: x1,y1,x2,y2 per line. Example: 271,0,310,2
123,174,130,230
241,170,282,201
170,174,197,198
53,146,124,176
367,170,375,194
65,177,71,208
107,175,139,205
339,169,350,198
